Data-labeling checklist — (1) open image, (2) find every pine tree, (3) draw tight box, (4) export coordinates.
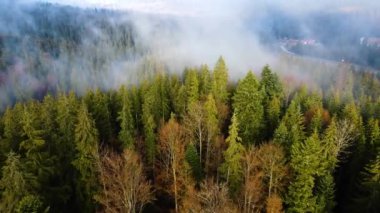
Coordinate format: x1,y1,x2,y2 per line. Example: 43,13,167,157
266,96,282,136
0,152,33,212
219,113,245,196
117,86,135,149
184,68,199,108
40,94,58,142
274,101,305,155
353,149,380,212
15,195,46,213
130,85,142,131
20,103,56,207
52,92,78,210
56,92,78,144
185,143,202,182
152,73,170,122
2,104,24,151
142,86,157,166
315,173,336,213
260,65,282,102
72,102,100,213
20,105,45,159
212,56,229,104
287,132,323,212
367,118,380,155
273,122,289,147
85,89,113,144
199,64,211,98
260,66,283,137
169,76,187,118
232,71,264,144
204,94,219,176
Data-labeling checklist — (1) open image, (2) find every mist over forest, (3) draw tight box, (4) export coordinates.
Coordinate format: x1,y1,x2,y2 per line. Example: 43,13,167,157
1,1,380,106
0,1,379,213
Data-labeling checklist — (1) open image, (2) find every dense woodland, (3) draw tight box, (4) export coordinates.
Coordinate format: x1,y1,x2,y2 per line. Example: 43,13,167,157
0,3,139,108
0,3,379,213
0,56,379,212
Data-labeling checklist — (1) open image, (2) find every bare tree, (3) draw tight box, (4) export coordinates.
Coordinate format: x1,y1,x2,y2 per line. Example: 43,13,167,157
183,102,206,166
196,179,238,213
157,116,186,213
242,147,264,213
257,143,289,197
241,143,288,213
96,149,154,213
334,119,357,162
323,119,358,167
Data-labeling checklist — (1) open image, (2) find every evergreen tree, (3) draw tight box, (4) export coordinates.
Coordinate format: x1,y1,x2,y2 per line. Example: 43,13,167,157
0,152,35,212
52,92,78,211
117,86,135,149
130,85,142,131
260,66,282,100
72,102,100,213
286,132,323,212
204,94,219,176
185,143,202,182
199,64,211,98
2,104,24,151
212,56,229,104
56,92,78,144
219,113,245,196
15,195,47,213
184,68,199,108
169,76,187,118
260,66,283,137
266,96,282,137
151,73,170,122
232,71,264,144
354,149,380,213
274,101,305,155
367,118,380,155
142,85,157,166
315,173,336,213
85,89,113,144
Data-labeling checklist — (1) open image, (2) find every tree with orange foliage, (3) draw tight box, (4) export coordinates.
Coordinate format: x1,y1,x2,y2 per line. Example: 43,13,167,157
157,115,186,212
266,194,284,213
241,143,288,213
96,149,154,213
242,146,264,212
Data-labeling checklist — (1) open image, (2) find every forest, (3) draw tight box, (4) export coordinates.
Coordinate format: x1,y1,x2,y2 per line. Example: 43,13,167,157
0,2,379,213
0,56,379,212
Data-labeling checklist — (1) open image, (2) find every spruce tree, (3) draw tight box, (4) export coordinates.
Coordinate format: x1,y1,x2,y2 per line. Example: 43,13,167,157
287,132,323,212
185,143,203,182
260,66,283,136
117,86,135,149
199,64,211,98
204,94,219,176
184,68,199,108
232,71,264,144
0,152,28,212
353,149,380,212
72,102,100,213
212,56,229,104
219,113,245,196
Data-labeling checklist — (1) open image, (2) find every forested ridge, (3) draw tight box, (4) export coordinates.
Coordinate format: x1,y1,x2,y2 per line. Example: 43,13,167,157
0,56,379,212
